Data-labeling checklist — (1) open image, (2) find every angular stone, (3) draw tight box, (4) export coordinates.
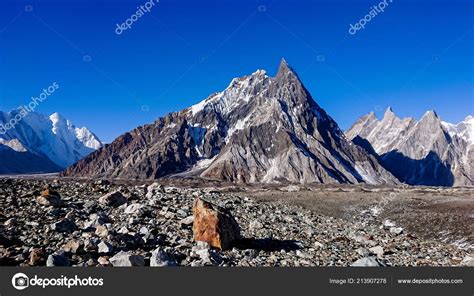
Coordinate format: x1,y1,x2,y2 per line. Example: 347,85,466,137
52,219,77,233
369,246,384,257
191,241,212,264
191,241,222,265
383,219,396,228
314,241,324,249
139,226,149,235
150,248,177,267
98,256,110,266
351,257,384,267
46,254,70,266
98,191,127,207
95,225,109,237
461,256,474,266
179,216,194,226
146,182,164,198
4,218,17,227
84,213,111,228
124,203,144,215
84,238,98,252
389,227,403,235
98,241,113,254
117,226,129,234
192,198,240,250
175,210,186,218
29,248,46,266
109,251,145,267
62,239,82,253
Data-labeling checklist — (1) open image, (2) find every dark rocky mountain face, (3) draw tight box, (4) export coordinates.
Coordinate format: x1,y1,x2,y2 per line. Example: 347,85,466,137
63,113,198,179
63,59,398,185
346,108,473,186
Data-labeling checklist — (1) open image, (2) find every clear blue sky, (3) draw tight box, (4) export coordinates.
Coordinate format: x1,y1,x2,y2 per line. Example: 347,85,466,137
0,0,472,142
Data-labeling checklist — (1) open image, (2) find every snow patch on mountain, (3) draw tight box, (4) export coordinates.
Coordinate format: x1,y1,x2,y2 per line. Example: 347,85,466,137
0,138,27,152
442,115,474,146
189,69,268,117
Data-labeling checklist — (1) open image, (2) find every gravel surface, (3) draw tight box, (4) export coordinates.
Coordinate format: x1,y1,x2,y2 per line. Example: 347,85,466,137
0,178,472,267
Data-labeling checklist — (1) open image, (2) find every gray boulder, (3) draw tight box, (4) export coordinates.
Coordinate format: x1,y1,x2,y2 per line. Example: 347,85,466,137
109,251,145,267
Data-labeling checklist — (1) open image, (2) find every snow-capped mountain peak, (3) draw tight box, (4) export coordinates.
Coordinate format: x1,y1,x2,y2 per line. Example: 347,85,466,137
49,112,64,124
442,114,474,146
0,110,103,172
421,110,439,120
50,112,73,134
64,60,398,185
383,106,395,119
49,112,102,150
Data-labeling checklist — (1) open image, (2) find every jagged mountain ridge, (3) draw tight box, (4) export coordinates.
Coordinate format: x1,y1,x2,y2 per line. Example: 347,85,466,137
63,59,398,185
0,110,103,174
346,108,473,186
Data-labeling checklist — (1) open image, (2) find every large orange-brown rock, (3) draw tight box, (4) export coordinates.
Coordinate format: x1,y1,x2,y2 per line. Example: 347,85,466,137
192,198,240,250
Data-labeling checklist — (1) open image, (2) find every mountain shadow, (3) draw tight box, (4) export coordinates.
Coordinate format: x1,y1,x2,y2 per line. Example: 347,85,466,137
234,238,302,252
380,150,454,186
351,135,379,158
0,146,62,174
350,137,455,186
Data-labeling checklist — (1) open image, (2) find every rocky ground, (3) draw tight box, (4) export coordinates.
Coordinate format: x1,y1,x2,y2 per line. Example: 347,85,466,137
0,177,472,267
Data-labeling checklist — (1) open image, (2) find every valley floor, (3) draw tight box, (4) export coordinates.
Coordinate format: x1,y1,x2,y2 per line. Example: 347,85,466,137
0,177,472,267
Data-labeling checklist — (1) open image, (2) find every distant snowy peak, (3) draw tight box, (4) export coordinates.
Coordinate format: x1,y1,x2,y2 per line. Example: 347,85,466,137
442,115,474,146
0,110,103,171
75,127,103,150
50,112,69,130
50,112,102,150
45,112,103,167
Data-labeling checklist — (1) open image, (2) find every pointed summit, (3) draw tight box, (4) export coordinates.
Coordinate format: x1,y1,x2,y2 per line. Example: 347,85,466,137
49,112,69,128
421,110,439,121
276,58,297,78
367,111,377,120
49,112,63,121
382,106,396,120
277,58,289,72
